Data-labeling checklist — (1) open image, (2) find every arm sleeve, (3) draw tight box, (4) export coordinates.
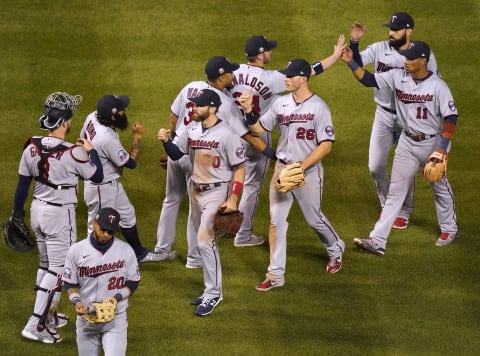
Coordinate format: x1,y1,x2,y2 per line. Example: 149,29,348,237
123,158,137,169
87,149,104,183
125,280,139,295
13,175,33,211
359,70,378,87
163,140,185,160
349,41,364,67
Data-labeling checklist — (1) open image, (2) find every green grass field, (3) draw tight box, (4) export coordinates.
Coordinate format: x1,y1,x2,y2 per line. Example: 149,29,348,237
1,1,479,355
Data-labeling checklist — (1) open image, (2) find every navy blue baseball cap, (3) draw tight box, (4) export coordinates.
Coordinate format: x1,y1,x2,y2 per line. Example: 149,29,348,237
205,56,240,78
383,12,414,30
279,59,312,78
96,95,130,118
95,207,121,232
402,40,430,60
245,35,278,57
189,89,222,108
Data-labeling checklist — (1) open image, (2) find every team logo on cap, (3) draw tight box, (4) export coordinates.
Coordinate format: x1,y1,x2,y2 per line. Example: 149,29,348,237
107,214,117,224
391,15,397,23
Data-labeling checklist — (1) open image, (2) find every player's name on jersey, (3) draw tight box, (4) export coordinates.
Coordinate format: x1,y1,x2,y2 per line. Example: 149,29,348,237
232,74,273,100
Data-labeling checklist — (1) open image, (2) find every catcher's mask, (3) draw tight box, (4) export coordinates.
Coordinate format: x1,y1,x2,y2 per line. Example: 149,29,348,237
39,92,82,130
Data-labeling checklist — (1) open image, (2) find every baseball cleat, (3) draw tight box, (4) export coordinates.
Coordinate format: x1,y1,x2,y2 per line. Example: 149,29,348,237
234,234,265,247
353,238,385,256
392,217,409,229
47,312,69,329
22,325,62,344
185,263,203,269
255,278,284,291
435,232,458,246
190,296,203,306
325,255,343,274
139,250,177,263
195,296,222,316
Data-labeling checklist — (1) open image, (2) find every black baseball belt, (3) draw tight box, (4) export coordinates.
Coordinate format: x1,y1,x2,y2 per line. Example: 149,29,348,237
405,132,437,142
192,182,223,193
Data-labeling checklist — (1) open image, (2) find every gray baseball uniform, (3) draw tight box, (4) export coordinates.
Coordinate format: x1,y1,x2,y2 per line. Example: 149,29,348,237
258,92,345,283
367,68,458,249
80,113,149,260
174,118,245,300
63,235,140,356
228,64,286,244
155,81,248,266
355,40,439,218
19,136,99,339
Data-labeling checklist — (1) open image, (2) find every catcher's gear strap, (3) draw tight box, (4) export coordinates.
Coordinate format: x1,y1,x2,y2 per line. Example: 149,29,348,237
29,137,76,190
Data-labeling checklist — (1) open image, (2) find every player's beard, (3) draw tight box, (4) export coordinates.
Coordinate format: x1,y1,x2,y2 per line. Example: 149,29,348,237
113,113,128,130
194,111,209,122
389,33,407,49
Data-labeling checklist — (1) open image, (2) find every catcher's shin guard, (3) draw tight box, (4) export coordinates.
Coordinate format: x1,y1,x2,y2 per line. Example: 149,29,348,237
32,267,63,325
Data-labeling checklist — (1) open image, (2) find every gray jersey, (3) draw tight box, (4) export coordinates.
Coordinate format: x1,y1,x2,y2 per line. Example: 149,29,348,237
229,63,286,114
259,93,335,164
176,120,245,184
360,41,439,109
80,113,130,183
374,70,458,135
62,237,140,314
18,136,97,205
171,81,248,144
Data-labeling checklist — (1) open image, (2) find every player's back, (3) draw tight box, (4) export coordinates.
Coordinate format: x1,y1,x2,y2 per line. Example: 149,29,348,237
80,112,129,181
229,63,286,114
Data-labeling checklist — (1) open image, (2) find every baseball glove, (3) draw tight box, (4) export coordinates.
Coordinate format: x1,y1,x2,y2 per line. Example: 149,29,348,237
275,162,306,193
423,151,447,183
159,154,168,170
3,210,35,252
213,208,244,237
84,297,117,324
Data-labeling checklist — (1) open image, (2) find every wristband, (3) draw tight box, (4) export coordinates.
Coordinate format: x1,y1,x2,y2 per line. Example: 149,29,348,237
69,292,81,305
245,111,259,126
231,181,243,195
439,136,451,151
311,61,324,75
114,287,130,302
347,60,359,71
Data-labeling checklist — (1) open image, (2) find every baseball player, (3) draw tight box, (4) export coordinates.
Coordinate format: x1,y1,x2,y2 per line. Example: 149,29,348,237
16,92,103,344
342,40,458,254
158,89,246,316
80,95,170,263
239,59,346,291
227,35,346,247
154,56,270,268
63,207,140,356
349,12,440,229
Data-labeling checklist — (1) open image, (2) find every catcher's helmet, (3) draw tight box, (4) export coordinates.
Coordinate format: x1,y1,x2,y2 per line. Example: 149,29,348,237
39,92,82,130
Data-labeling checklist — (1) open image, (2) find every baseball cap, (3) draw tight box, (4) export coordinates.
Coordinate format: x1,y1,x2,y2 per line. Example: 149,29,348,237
245,35,278,57
383,12,414,30
402,40,430,60
189,89,221,108
96,95,130,118
95,207,121,232
205,56,240,78
279,59,312,78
